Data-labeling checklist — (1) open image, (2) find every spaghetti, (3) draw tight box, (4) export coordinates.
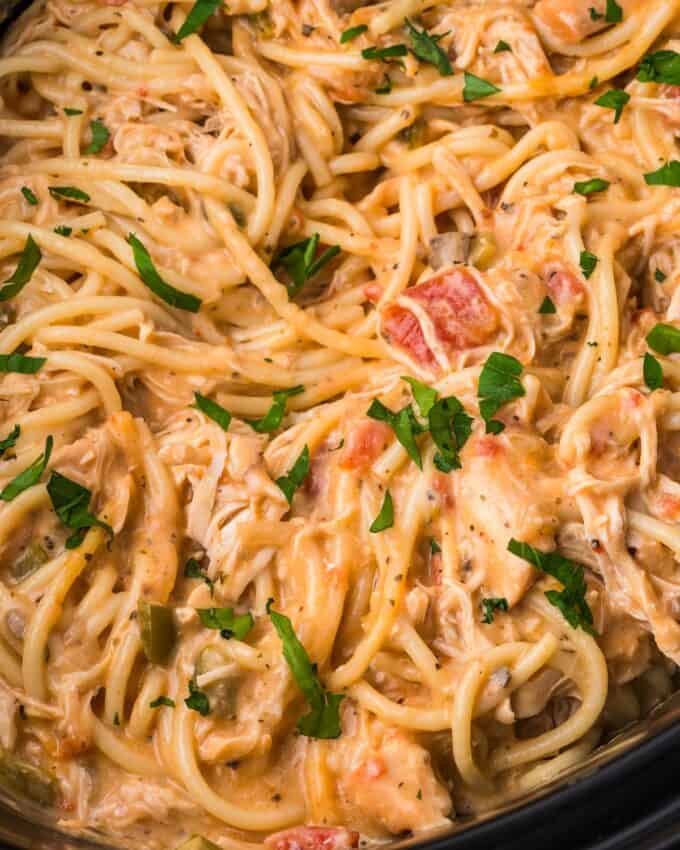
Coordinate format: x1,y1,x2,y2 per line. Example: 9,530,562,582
0,0,678,847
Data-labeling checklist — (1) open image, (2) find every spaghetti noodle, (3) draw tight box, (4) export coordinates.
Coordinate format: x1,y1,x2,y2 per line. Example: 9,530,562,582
0,0,678,847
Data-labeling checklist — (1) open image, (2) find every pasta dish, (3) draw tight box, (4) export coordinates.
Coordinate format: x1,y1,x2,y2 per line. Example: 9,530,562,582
1,0,680,847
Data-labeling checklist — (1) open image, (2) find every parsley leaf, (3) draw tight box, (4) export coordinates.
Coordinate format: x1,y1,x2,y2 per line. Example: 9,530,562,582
604,0,622,23
48,186,90,203
174,0,221,41
46,471,113,548
192,392,231,431
149,696,175,708
185,678,210,715
0,235,42,302
573,178,609,195
481,597,508,624
128,233,201,312
1,435,52,502
85,119,109,155
245,385,304,433
0,425,19,458
477,352,525,434
197,607,254,640
643,352,663,390
430,538,441,554
594,88,629,123
589,6,603,20
63,107,83,116
429,395,472,472
463,71,501,102
362,44,408,63
367,399,425,468
644,161,680,187
267,599,344,738
0,352,45,373
404,18,452,76
580,250,598,279
589,76,599,90
647,323,680,355
538,295,556,314
53,225,72,237
275,445,310,504
340,24,367,43
184,557,214,595
275,233,340,298
637,50,680,85
402,376,437,417
494,40,512,53
655,268,667,283
370,490,393,532
507,538,595,633
21,187,37,206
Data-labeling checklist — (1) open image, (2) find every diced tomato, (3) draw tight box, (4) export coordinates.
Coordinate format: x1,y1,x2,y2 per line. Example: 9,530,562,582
659,494,680,521
382,268,497,366
265,827,360,850
364,282,383,303
339,420,391,470
474,435,503,458
545,263,585,304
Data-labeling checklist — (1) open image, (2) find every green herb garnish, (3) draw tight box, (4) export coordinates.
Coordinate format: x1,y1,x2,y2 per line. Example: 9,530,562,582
1,435,52,502
594,88,629,123
340,24,367,43
643,352,663,390
185,678,210,715
647,323,680,355
538,296,556,314
366,399,425,468
85,119,109,154
275,233,340,298
128,233,201,312
580,250,598,279
370,490,393,532
245,385,304,433
275,445,310,504
149,696,175,708
481,597,508,624
267,599,344,738
0,352,45,374
184,558,214,595
362,44,408,63
605,0,622,23
507,538,595,633
0,235,42,302
637,50,680,85
174,0,222,41
192,392,231,431
197,607,254,640
494,40,511,53
48,186,90,203
21,187,37,206
655,268,667,283
46,471,113,548
0,425,19,458
477,352,524,435
405,18,452,76
644,161,680,187
463,71,501,102
573,178,609,195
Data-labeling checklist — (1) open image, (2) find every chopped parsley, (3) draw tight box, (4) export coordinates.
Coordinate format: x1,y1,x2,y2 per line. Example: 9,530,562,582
53,225,72,237
340,24,367,43
174,0,222,41
637,50,680,85
0,235,42,302
63,107,83,116
644,161,680,187
405,18,452,76
275,444,310,504
507,539,595,633
367,399,425,469
192,392,231,431
370,490,394,532
647,323,680,355
0,352,45,374
463,71,501,102
1,435,52,502
481,597,508,624
643,352,663,391
494,40,512,53
604,0,622,23
594,88,629,123
0,425,20,458
185,678,210,715
573,178,609,195
197,607,254,640
46,471,113,548
655,268,667,283
275,233,340,298
477,352,525,434
84,119,109,154
538,295,556,314
362,44,408,63
128,233,202,312
184,557,214,595
589,6,603,20
267,599,344,738
149,696,175,708
375,74,392,94
48,186,90,203
21,187,37,206
580,250,598,279
245,385,304,433
430,538,441,555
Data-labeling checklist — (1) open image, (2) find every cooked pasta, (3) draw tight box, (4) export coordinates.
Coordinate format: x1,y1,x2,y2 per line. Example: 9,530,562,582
0,0,679,848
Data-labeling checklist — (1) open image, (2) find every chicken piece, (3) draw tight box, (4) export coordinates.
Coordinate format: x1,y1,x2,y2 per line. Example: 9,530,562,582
533,0,635,44
454,434,563,606
381,267,498,373
331,717,451,835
